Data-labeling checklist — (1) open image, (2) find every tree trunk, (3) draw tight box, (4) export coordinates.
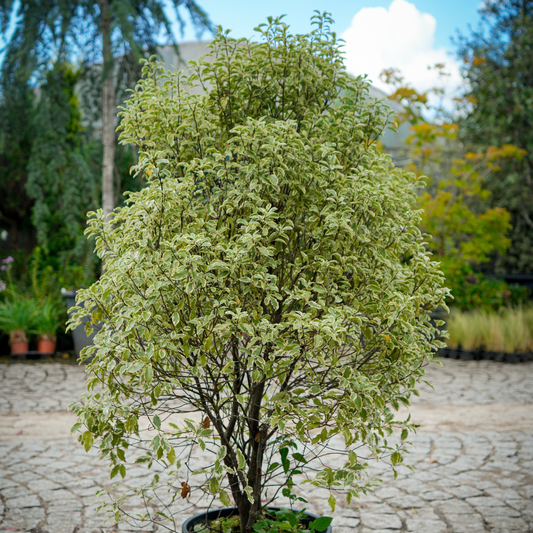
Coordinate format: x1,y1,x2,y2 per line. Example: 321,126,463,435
100,0,115,220
241,381,266,533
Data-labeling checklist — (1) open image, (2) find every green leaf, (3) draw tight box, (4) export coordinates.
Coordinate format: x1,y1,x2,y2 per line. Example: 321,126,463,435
203,335,213,352
70,422,82,435
327,493,336,512
237,449,246,470
280,447,289,463
145,365,153,383
82,431,93,452
210,477,220,494
217,446,227,460
391,451,402,466
292,452,307,464
221,361,235,374
153,415,161,430
167,447,176,465
310,517,333,532
285,512,297,527
219,490,230,507
244,485,254,503
270,391,287,402
267,462,280,472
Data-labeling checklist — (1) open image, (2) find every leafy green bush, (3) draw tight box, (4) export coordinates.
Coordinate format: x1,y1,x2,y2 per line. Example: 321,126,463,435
446,264,530,311
71,14,448,532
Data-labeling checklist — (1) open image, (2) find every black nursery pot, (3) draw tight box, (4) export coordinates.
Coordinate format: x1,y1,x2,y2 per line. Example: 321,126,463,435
181,506,333,533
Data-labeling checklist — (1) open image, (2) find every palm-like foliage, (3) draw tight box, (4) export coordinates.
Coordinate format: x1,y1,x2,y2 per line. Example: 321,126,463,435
34,298,63,338
1,0,211,76
1,0,212,221
0,296,38,342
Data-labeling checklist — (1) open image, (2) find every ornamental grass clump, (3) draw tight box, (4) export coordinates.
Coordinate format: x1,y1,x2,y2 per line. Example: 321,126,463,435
70,14,448,533
445,307,533,353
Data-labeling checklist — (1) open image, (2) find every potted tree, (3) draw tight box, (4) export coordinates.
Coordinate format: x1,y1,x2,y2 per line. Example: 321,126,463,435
34,298,62,354
0,296,38,355
71,14,448,533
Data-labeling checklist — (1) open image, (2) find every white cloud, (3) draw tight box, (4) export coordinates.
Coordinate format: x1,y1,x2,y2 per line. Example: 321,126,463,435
340,0,463,101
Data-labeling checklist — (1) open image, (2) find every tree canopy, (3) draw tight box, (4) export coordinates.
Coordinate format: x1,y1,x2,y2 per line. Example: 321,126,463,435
379,66,530,311
0,0,211,78
456,0,533,273
72,15,448,533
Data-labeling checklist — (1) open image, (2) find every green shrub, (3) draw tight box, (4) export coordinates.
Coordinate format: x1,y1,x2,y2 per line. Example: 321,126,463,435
71,14,448,532
447,265,531,312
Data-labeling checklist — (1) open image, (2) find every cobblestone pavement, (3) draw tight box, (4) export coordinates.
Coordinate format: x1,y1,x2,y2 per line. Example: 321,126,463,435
0,359,532,533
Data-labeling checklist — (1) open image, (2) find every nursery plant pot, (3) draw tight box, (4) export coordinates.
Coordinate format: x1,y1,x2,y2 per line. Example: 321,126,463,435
10,340,28,355
61,288,98,360
181,507,333,533
9,330,28,355
37,337,56,354
460,350,474,361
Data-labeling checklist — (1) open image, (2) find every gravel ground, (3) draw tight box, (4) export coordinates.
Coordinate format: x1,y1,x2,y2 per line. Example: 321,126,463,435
0,358,532,533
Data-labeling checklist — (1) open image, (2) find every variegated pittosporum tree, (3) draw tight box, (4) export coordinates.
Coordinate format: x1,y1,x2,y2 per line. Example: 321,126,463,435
71,13,448,533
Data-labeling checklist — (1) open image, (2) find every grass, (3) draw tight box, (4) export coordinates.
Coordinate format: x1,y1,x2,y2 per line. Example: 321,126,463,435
445,307,533,353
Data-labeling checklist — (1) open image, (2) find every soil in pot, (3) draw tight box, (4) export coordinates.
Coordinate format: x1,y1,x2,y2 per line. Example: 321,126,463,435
182,507,333,533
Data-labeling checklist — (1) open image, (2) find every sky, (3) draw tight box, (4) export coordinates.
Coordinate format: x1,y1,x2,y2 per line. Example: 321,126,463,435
171,0,483,97
1,0,483,97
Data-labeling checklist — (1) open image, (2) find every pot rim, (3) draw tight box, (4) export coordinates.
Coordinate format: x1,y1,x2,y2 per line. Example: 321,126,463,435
38,334,57,342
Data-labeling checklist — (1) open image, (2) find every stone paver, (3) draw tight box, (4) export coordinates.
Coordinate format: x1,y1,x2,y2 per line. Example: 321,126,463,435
0,359,532,532
0,363,87,414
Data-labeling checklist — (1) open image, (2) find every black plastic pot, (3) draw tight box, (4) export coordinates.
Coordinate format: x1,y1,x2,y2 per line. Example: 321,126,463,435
61,288,99,360
181,507,333,533
437,347,532,363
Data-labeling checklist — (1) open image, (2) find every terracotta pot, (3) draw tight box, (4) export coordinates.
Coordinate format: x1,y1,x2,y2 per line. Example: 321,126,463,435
37,337,56,354
9,330,28,355
10,340,29,355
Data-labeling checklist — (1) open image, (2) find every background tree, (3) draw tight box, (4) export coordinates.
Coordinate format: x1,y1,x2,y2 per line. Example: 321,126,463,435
381,67,528,310
0,57,148,289
25,64,101,274
0,68,35,254
0,0,212,220
456,0,533,273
